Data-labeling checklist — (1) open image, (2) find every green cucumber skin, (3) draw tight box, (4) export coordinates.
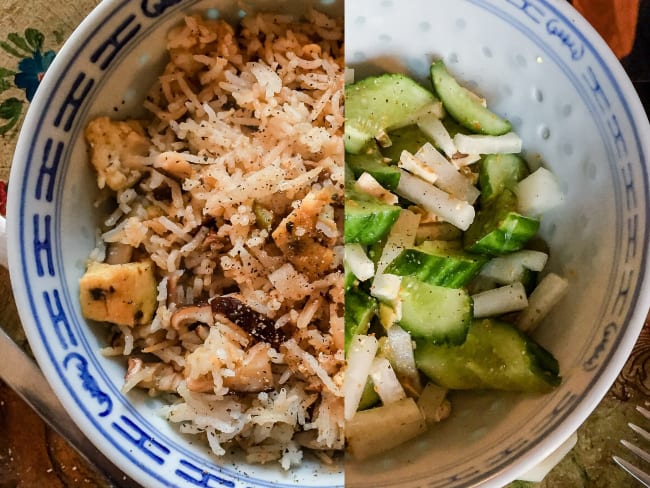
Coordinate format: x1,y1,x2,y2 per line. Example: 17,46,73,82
385,248,487,288
344,161,356,188
347,141,401,191
465,212,540,255
430,60,511,136
344,264,356,291
381,124,435,163
345,73,438,154
344,192,401,245
344,287,377,353
479,153,530,205
464,189,539,255
415,319,561,392
520,268,539,294
345,123,373,155
398,276,472,345
358,378,380,410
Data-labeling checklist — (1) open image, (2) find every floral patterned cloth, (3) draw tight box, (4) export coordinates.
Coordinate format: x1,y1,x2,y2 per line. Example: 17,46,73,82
0,26,56,216
0,1,100,185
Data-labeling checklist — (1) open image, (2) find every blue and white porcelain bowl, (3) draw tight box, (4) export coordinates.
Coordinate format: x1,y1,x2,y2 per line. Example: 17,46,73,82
7,1,343,487
345,0,650,487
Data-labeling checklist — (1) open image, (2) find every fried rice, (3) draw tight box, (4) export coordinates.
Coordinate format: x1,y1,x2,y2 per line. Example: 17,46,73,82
78,10,344,469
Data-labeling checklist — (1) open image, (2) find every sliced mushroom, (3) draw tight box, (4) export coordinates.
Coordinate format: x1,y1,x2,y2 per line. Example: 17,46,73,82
170,304,214,331
154,151,193,180
105,242,134,265
293,430,337,450
124,358,183,393
125,357,144,382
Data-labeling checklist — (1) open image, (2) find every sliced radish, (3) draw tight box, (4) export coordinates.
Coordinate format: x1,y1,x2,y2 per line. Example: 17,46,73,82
345,334,379,420
472,282,528,318
454,131,522,154
396,169,475,231
415,143,480,203
515,167,565,216
344,243,375,282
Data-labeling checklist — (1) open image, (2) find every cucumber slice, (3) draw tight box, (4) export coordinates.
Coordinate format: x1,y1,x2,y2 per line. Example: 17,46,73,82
347,140,401,191
415,318,561,392
430,60,511,136
344,262,356,291
344,161,356,188
358,377,381,410
368,236,387,266
346,124,374,155
464,189,539,255
345,287,377,352
415,222,463,244
345,189,401,245
397,276,472,344
385,241,487,288
479,153,530,205
381,124,435,163
345,74,440,153
441,114,469,139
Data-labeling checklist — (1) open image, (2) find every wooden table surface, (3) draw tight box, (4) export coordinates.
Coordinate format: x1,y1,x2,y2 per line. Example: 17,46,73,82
0,1,648,487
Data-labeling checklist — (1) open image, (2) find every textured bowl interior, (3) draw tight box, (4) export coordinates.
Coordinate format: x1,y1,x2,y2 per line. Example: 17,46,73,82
345,0,650,487
8,1,343,487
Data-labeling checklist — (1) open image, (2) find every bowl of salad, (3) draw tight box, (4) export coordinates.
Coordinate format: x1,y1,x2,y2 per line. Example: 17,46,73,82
343,0,650,486
4,0,345,487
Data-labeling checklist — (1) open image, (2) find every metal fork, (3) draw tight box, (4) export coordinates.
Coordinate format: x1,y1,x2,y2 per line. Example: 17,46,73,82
613,404,650,487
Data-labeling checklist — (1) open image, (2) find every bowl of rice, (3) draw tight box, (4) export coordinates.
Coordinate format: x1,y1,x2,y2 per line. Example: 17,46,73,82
344,0,650,487
6,0,344,486
4,0,650,486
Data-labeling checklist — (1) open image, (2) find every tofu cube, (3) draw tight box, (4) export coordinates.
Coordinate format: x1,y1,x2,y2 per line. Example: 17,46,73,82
84,116,150,191
79,261,157,327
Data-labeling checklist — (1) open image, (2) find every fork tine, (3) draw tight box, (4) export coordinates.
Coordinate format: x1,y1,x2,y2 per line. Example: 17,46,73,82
622,439,650,464
637,405,650,421
630,423,650,443
613,456,650,488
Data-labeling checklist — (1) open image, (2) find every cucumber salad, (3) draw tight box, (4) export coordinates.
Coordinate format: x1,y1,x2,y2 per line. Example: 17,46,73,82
343,60,568,460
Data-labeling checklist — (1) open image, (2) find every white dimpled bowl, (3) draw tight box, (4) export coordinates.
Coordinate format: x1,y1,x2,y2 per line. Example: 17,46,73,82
5,0,343,487
345,0,650,487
